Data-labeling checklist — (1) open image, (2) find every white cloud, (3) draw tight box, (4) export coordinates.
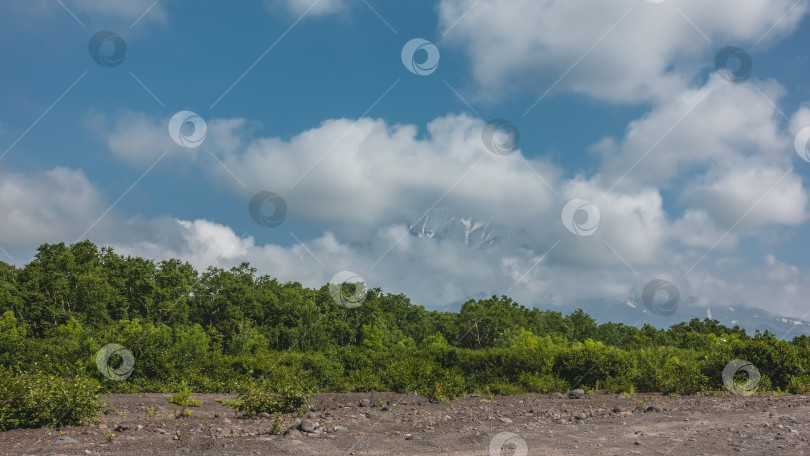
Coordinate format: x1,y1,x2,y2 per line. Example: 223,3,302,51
0,167,107,248
70,0,168,23
211,114,563,240
6,0,168,25
87,111,172,166
438,0,807,103
267,0,349,17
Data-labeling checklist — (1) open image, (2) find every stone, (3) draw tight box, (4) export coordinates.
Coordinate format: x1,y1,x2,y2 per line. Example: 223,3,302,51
568,389,586,399
299,420,318,433
283,428,303,438
53,436,78,445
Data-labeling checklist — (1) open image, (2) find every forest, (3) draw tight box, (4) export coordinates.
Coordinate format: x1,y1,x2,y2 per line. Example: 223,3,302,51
2,241,810,430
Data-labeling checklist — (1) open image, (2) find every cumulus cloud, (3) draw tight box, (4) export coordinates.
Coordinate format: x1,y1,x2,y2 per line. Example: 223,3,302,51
211,114,562,239
87,76,809,312
438,0,807,103
0,167,107,248
22,0,806,320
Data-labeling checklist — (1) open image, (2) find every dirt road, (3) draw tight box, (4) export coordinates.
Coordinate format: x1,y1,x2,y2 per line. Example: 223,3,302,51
2,392,808,455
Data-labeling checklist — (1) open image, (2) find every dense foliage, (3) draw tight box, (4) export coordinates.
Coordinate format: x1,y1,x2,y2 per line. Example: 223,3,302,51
0,367,102,431
1,241,810,429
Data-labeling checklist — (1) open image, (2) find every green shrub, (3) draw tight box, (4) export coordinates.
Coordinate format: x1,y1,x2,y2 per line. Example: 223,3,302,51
220,382,311,416
0,367,102,431
660,356,708,395
787,375,810,394
485,381,526,396
169,382,202,407
518,372,569,393
553,339,632,388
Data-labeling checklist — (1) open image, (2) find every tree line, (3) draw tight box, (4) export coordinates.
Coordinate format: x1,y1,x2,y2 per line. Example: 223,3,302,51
2,240,809,407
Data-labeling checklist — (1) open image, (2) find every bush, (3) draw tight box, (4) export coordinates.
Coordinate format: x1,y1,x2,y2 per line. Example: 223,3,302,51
518,372,569,393
0,367,102,431
553,340,632,388
220,381,312,416
168,382,202,407
660,356,708,395
787,375,810,394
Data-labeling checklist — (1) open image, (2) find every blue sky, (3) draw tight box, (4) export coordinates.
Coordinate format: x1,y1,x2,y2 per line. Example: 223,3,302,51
2,0,810,324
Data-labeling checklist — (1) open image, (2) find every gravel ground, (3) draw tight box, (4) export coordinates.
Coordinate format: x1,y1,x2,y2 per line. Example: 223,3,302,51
2,391,809,455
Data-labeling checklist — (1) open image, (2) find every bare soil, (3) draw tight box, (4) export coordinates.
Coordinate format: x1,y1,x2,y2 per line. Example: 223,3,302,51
2,392,809,455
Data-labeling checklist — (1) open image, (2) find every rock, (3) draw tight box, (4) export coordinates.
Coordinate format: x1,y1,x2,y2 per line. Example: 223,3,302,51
499,417,513,424
613,407,622,413
550,392,566,400
53,436,78,445
179,448,190,453
283,427,303,438
646,406,662,413
299,420,318,433
405,433,413,440
258,412,271,418
333,426,349,433
114,424,129,432
359,399,371,407
574,412,587,420
568,389,586,399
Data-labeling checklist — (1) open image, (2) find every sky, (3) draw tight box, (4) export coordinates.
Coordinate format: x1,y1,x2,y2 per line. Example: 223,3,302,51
1,0,810,323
